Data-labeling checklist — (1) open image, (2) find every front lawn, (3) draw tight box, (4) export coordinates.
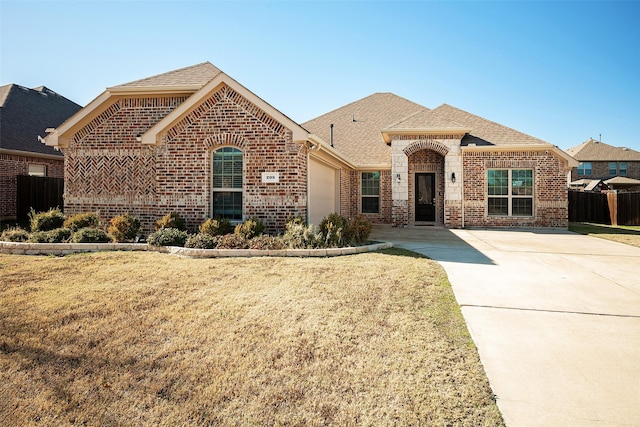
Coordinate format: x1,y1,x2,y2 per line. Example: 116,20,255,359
569,222,640,248
0,250,502,426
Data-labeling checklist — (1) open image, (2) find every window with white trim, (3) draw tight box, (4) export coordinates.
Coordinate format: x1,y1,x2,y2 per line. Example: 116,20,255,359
488,169,533,217
212,147,243,220
577,162,592,176
361,171,380,214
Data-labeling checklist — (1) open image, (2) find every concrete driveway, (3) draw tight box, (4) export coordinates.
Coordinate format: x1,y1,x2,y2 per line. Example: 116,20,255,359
371,225,640,427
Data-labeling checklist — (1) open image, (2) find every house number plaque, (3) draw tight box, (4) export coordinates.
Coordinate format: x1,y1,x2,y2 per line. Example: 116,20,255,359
262,172,280,183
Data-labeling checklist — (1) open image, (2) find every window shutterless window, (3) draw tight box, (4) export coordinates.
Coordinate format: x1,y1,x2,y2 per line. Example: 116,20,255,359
619,162,627,176
28,164,47,177
609,162,617,175
212,147,243,220
577,162,592,176
488,169,533,217
361,172,380,214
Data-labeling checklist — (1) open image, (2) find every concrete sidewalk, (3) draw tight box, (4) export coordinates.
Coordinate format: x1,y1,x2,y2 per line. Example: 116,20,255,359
371,225,640,427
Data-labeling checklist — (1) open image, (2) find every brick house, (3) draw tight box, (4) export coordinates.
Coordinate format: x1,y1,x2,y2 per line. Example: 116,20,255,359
45,62,576,232
0,84,81,220
567,138,640,184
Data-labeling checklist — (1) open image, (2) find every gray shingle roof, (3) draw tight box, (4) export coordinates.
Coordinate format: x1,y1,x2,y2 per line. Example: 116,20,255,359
302,93,427,165
566,138,640,161
0,84,81,156
114,62,222,88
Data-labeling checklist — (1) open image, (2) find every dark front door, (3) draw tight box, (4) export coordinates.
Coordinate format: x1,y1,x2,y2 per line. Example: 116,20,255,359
415,173,436,222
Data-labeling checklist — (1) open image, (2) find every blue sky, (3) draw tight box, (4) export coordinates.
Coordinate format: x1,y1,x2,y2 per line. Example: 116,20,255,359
2,0,639,151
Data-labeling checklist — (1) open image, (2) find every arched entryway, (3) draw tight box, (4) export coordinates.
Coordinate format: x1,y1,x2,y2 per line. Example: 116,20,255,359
407,149,445,225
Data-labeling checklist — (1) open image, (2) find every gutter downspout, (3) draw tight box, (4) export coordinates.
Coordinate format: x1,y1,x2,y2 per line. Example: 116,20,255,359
461,149,465,228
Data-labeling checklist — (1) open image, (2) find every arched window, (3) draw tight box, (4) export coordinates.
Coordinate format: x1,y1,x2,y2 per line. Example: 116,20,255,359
212,147,243,220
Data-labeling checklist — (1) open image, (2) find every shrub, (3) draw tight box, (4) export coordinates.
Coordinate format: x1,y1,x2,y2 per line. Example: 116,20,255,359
71,228,112,243
185,233,219,249
215,234,248,249
200,217,233,236
0,227,30,242
29,208,65,232
286,214,306,228
344,215,373,246
63,212,100,231
318,213,348,247
155,212,186,231
234,218,265,240
283,222,321,249
248,235,286,250
147,228,189,247
108,213,141,243
28,227,72,243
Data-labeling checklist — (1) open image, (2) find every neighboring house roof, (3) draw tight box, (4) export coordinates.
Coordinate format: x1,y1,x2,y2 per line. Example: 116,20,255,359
604,176,640,185
302,93,427,166
113,62,222,89
0,84,81,157
566,138,640,161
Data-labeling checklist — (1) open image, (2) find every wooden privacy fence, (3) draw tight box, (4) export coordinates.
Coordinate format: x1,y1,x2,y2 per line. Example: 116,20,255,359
568,190,640,226
16,175,64,220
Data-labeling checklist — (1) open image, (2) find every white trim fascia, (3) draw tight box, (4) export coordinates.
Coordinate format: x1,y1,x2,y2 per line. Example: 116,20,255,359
354,164,392,171
381,128,471,143
307,134,356,169
43,91,112,148
141,73,309,145
0,148,64,161
461,143,578,167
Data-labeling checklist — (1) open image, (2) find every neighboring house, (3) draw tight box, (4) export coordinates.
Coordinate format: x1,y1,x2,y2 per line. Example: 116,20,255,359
567,138,640,183
0,84,81,220
45,62,577,233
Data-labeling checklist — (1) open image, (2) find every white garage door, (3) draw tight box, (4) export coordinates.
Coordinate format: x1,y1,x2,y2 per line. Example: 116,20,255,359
308,157,339,226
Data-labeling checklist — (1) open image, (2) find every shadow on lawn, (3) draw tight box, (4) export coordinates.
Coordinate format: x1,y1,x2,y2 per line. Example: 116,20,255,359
570,222,640,236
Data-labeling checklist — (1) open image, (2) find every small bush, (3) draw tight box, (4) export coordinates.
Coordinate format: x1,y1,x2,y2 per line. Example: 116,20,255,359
185,233,219,249
155,212,186,231
147,228,189,247
200,217,233,236
28,227,72,243
344,215,373,246
63,212,100,231
234,218,265,240
286,214,306,228
319,213,348,247
215,234,248,249
71,228,112,243
108,213,141,243
248,235,286,250
0,227,30,242
29,208,65,232
283,222,321,249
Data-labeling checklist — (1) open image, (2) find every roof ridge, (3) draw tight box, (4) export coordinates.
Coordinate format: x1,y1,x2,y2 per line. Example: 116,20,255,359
114,61,221,88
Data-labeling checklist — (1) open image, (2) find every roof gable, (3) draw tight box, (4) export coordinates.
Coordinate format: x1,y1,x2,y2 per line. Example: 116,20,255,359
429,104,550,146
113,62,222,89
566,139,640,161
302,93,427,166
0,84,81,156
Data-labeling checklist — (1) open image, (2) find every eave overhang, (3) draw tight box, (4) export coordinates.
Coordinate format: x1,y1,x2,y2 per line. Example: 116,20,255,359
462,143,579,167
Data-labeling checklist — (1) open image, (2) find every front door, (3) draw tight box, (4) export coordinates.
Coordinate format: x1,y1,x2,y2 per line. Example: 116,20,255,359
415,173,436,222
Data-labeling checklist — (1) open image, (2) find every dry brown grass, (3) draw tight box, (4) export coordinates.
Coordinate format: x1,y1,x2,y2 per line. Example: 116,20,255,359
0,249,503,426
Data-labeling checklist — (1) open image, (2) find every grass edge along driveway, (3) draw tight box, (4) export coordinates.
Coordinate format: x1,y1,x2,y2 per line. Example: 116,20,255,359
0,249,503,426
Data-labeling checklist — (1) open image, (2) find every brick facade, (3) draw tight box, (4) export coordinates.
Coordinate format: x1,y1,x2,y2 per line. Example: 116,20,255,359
0,153,64,220
63,85,308,234
463,150,570,227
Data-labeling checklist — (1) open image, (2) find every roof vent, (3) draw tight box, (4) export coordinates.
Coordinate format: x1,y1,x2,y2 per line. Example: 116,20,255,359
623,147,629,151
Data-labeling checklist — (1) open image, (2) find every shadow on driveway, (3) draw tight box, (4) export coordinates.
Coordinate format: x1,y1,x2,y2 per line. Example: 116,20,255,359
371,225,494,265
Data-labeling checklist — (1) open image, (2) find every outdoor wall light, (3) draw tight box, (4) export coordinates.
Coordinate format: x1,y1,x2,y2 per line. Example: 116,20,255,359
136,134,142,142
396,173,401,184
451,172,456,183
